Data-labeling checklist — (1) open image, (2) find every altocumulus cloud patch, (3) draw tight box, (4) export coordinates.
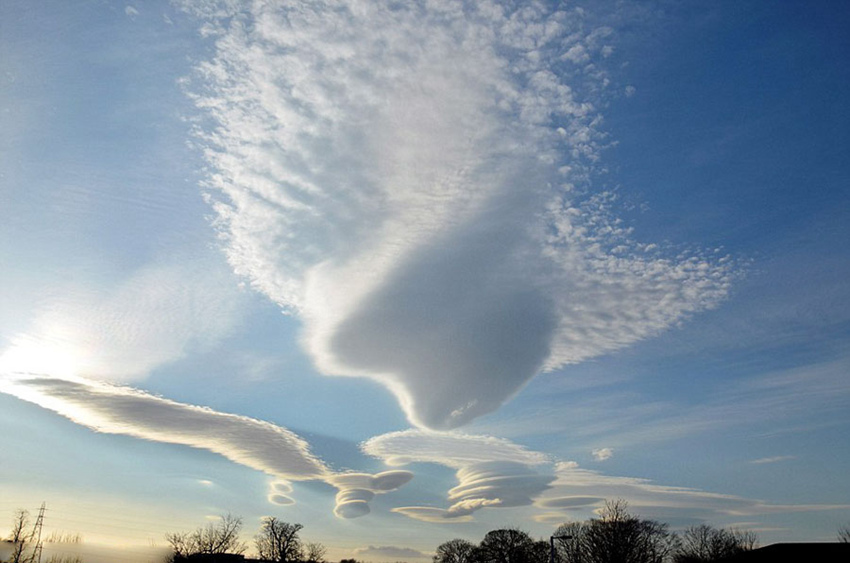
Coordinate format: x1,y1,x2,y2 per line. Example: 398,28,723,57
184,0,734,430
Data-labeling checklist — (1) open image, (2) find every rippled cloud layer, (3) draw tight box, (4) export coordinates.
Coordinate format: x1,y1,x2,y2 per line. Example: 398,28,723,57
184,0,734,430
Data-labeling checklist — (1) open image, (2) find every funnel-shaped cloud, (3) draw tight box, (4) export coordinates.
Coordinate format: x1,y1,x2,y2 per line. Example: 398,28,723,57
328,470,415,518
186,0,734,429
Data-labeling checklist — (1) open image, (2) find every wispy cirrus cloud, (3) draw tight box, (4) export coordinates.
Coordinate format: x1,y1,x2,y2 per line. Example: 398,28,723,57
468,354,850,456
534,461,850,526
181,0,734,431
749,456,795,465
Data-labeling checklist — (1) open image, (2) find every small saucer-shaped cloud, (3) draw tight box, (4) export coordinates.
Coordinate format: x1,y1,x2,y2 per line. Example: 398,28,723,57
448,461,555,511
334,488,376,517
334,500,371,519
372,470,415,491
328,470,414,519
367,431,555,521
271,480,293,493
269,494,295,506
328,470,414,492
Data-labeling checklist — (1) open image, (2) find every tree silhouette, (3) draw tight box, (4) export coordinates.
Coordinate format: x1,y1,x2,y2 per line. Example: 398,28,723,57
304,541,327,563
674,524,757,563
255,518,304,563
476,529,541,563
7,509,34,563
552,521,588,563
165,513,247,561
553,500,678,563
434,539,476,563
839,523,850,543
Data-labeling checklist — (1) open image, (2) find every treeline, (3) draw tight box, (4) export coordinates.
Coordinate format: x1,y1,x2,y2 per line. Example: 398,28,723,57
5,501,850,563
165,514,326,563
162,501,757,563
433,501,757,563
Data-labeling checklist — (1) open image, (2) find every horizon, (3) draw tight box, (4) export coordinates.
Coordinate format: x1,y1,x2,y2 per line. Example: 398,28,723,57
1,0,849,559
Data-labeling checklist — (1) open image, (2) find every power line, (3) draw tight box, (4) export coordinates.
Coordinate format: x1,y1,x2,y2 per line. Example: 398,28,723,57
32,502,46,563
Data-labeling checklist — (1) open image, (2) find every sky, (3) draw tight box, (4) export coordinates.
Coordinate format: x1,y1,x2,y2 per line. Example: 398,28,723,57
1,0,849,561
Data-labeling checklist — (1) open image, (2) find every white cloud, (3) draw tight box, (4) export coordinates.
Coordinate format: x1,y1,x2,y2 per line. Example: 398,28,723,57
185,0,734,431
366,430,553,521
0,260,241,383
0,373,331,480
483,356,850,449
366,431,847,525
268,494,295,506
445,461,555,515
363,429,551,468
533,461,850,525
0,373,410,517
749,456,795,465
592,447,613,461
327,470,414,518
562,44,590,64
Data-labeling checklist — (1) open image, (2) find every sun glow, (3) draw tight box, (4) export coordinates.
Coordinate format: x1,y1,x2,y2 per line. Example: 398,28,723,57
0,332,83,382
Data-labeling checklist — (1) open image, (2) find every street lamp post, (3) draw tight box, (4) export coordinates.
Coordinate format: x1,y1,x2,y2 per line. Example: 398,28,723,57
549,534,572,563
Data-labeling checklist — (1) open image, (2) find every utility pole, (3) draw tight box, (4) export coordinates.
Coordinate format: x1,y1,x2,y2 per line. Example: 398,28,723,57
32,502,46,563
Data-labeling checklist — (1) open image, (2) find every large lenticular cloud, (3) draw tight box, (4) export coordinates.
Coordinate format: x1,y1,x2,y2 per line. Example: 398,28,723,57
186,0,733,430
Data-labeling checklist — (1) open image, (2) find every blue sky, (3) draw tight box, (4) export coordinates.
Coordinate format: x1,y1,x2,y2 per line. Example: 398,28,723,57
1,1,849,560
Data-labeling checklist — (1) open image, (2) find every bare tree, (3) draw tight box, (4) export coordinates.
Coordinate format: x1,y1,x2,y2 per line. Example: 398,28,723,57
304,541,327,563
476,528,537,563
165,513,247,561
434,539,477,563
164,531,195,560
553,500,678,563
255,518,304,563
8,509,33,563
530,540,550,563
552,522,588,563
840,523,850,543
675,524,757,563
728,529,757,552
